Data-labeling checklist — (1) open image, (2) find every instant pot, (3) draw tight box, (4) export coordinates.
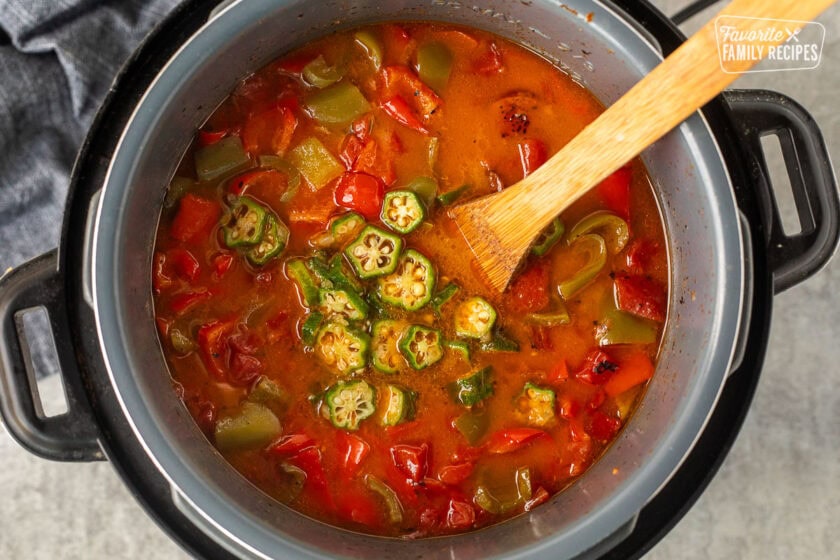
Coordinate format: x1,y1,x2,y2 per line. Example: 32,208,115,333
0,1,837,558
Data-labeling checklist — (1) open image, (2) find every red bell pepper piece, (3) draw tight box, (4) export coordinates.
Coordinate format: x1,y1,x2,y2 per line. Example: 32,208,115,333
197,319,234,378
604,351,655,397
575,349,619,385
547,360,569,384
212,252,234,278
390,443,429,484
381,66,441,116
380,95,429,134
614,274,667,322
338,433,371,478
171,194,221,245
507,260,550,313
596,166,632,219
437,462,474,486
625,239,661,274
167,248,200,282
270,433,316,455
485,428,547,454
277,52,317,74
287,447,334,509
445,499,475,530
588,411,622,442
517,138,548,178
335,485,380,527
198,128,228,146
170,290,211,316
334,172,385,220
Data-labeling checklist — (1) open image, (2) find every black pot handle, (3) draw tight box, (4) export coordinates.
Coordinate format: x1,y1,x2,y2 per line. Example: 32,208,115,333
723,89,840,294
0,250,103,461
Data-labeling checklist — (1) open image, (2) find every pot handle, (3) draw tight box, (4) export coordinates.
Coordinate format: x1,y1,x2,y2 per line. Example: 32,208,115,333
0,250,103,461
723,89,840,294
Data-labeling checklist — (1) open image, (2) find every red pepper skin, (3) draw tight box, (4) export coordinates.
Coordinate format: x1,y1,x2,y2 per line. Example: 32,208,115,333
614,274,667,322
437,462,474,486
576,349,619,386
380,96,429,134
445,500,475,530
170,290,211,316
390,443,429,484
597,166,632,219
270,433,316,455
517,138,548,178
334,172,385,220
171,194,221,245
507,260,550,313
338,433,371,478
484,428,547,454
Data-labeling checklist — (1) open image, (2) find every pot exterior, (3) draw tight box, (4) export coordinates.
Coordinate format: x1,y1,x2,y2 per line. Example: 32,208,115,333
91,1,743,558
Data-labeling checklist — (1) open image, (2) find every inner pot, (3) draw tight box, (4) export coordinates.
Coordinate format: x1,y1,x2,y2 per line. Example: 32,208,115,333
91,1,744,558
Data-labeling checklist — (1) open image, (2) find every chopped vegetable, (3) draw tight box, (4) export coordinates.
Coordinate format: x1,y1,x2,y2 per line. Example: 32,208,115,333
324,379,376,430
380,96,428,134
288,137,344,189
435,184,469,206
531,217,565,256
445,340,470,361
345,225,403,279
246,215,289,265
328,254,364,291
557,234,607,299
329,212,366,245
378,249,435,311
334,172,386,220
248,376,285,407
525,304,570,326
286,259,320,306
355,30,383,70
214,402,281,451
164,176,194,208
449,366,493,406
399,325,444,369
568,211,630,253
171,194,221,244
380,384,416,426
257,155,301,202
314,321,370,374
416,42,453,92
365,475,404,523
318,287,369,321
454,297,497,339
508,260,550,313
305,82,370,124
474,466,532,514
371,320,406,373
403,176,438,208
169,328,194,355
517,138,548,177
485,428,546,454
194,136,251,182
514,382,556,427
381,190,426,234
597,166,632,219
595,308,658,346
454,410,489,444
604,351,654,397
431,283,459,314
222,197,268,247
302,55,343,88
390,443,429,483
300,311,324,345
480,330,520,352
614,274,667,322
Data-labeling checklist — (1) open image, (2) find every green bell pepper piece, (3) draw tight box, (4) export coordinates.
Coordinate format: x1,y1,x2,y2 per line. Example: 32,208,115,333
403,176,438,208
371,319,406,373
248,376,286,407
318,287,369,321
214,402,282,451
526,301,571,326
399,325,444,370
568,211,629,253
164,176,194,209
480,329,520,352
364,475,403,524
380,384,417,426
302,55,344,88
431,283,459,314
305,82,370,124
454,297,497,339
354,30,383,71
381,190,426,234
454,410,489,444
417,42,453,92
288,137,344,190
222,197,267,247
557,233,607,299
314,321,370,375
286,259,320,306
195,135,251,182
474,466,532,515
378,249,436,311
246,215,290,266
531,217,565,256
300,311,324,346
324,379,376,430
345,225,404,279
449,366,494,407
169,328,194,355
595,308,659,346
435,184,470,206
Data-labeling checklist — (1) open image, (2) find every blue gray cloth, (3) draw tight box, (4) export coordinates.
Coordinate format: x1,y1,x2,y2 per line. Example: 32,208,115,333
0,0,179,377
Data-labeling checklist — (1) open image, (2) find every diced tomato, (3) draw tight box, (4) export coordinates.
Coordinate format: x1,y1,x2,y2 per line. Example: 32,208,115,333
445,500,475,530
589,411,622,442
604,351,655,397
390,443,429,484
153,252,174,294
485,428,547,454
340,135,366,169
567,438,593,476
168,248,200,282
625,239,660,274
242,105,298,156
334,172,385,220
530,324,553,351
596,166,632,219
171,194,221,245
523,486,550,512
614,274,667,322
587,389,606,410
575,349,619,385
351,114,373,141
170,290,211,316
198,128,228,146
473,41,504,75
270,433,315,455
338,433,371,478
547,360,569,384
229,353,262,385
287,447,333,509
517,138,548,178
380,95,429,134
558,395,581,420
213,252,234,278
437,462,474,486
568,417,589,443
197,319,234,378
507,260,550,313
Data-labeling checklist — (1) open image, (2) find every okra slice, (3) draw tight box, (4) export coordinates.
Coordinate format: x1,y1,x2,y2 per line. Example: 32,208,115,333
300,311,324,345
372,320,406,373
246,215,290,266
480,330,520,353
286,259,320,306
454,297,497,339
381,384,417,426
345,225,404,279
222,197,267,247
449,366,494,407
329,254,364,292
399,325,444,370
318,287,369,321
531,217,565,256
325,379,376,430
314,321,370,375
381,190,425,234
329,212,366,245
514,382,556,427
445,340,471,361
378,249,436,311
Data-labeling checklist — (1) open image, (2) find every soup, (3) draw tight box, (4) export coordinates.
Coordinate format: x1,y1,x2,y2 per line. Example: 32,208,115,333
152,22,667,538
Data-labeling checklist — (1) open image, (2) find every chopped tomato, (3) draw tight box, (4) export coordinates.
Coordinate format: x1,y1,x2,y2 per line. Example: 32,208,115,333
198,128,227,146
390,443,429,484
517,138,548,178
547,360,569,384
335,485,380,527
170,290,211,316
508,260,549,313
625,239,661,274
351,114,373,141
339,135,396,186
212,252,234,278
597,166,632,219
334,172,385,220
242,105,298,156
382,25,413,64
197,319,234,378
171,194,221,245
614,274,666,322
380,95,429,134
558,395,581,420
575,349,619,385
437,462,474,486
473,41,504,74
445,500,475,530
270,433,315,455
589,411,622,442
484,428,547,454
604,351,654,397
168,248,200,282
338,433,371,477
587,389,606,410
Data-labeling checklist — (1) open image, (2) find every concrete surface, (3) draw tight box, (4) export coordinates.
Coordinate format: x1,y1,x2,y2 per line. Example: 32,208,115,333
1,1,838,558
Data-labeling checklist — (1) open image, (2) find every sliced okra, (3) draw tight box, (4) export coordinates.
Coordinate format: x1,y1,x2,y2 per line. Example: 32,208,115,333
318,287,369,321
286,259,320,306
381,190,425,234
449,366,494,407
314,321,370,375
329,212,366,245
399,325,444,370
480,330,520,353
454,297,497,339
380,384,417,426
444,340,471,361
430,283,459,314
377,249,435,311
531,217,565,256
329,254,364,292
300,311,324,346
514,382,556,427
246,215,290,266
222,196,267,247
371,320,406,373
324,379,376,430
345,225,404,279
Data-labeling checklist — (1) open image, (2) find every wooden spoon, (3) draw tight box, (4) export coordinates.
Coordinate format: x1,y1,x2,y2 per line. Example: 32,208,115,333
450,0,835,292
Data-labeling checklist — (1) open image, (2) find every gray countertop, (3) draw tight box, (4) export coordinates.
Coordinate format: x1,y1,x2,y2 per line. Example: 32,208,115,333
1,1,838,558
